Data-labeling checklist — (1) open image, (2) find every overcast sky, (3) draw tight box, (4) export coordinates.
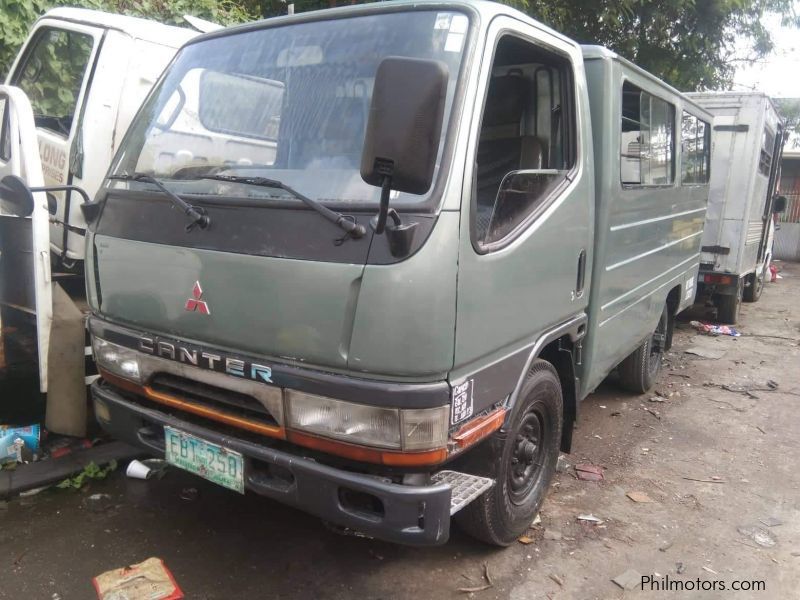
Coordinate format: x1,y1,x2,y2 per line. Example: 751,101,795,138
733,9,800,98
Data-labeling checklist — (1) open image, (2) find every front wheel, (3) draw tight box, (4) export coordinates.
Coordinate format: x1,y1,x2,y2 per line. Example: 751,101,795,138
618,305,668,393
455,360,563,546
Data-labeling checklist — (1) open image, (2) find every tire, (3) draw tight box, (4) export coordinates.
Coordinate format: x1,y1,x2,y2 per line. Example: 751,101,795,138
716,282,741,324
455,360,562,546
742,267,765,303
618,305,668,394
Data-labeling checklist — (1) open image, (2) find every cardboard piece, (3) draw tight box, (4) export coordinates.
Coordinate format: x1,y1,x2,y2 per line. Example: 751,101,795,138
93,557,183,600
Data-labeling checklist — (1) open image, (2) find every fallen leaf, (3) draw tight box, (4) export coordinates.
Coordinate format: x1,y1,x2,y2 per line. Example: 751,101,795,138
626,491,655,503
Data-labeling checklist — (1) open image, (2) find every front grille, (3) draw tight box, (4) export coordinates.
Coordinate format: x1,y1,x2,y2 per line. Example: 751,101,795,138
149,373,279,427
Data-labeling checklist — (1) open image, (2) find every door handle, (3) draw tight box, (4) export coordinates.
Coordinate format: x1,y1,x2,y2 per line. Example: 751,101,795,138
575,249,586,298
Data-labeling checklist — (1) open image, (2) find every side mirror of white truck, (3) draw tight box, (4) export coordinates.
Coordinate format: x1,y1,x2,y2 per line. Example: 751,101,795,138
0,175,35,217
773,195,787,214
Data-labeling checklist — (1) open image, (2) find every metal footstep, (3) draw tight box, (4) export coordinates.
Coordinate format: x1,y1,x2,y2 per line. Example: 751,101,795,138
432,470,495,515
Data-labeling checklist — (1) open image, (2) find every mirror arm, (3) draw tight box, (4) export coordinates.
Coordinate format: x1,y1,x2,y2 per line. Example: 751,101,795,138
375,175,392,235
30,184,92,205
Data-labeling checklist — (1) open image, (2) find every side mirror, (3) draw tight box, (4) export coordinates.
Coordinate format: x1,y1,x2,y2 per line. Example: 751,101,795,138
361,56,448,195
0,175,35,217
773,195,787,214
361,57,448,243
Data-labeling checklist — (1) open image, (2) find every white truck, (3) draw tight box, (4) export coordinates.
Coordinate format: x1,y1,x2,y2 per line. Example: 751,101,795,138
0,9,199,434
685,92,786,324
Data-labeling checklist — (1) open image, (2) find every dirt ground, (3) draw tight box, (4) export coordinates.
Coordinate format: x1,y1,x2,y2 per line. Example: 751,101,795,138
2,263,798,599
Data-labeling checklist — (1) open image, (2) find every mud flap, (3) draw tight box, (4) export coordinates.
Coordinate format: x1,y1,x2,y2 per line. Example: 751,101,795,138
44,284,87,436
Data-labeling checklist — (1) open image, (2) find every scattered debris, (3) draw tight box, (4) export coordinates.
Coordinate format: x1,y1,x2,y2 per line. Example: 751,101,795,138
548,573,563,587
738,526,777,548
126,459,153,480
577,514,603,524
458,563,493,593
575,464,604,481
649,396,666,403
689,321,741,337
759,517,782,528
543,529,563,541
85,493,113,513
532,513,542,526
643,407,661,420
322,521,373,539
676,562,685,574
517,535,535,545
659,540,673,552
705,381,780,399
93,557,183,600
56,461,118,490
611,411,621,417
1,424,41,464
49,437,94,459
612,568,642,590
684,346,727,359
556,455,570,473
682,476,726,484
626,491,654,503
702,566,718,575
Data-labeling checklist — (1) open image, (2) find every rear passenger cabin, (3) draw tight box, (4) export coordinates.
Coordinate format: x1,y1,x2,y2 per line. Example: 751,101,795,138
474,35,575,247
579,46,712,397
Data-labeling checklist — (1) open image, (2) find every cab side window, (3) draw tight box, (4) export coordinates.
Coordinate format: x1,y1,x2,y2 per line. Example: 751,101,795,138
621,82,675,186
0,97,10,161
759,127,775,176
11,28,94,138
680,112,710,185
473,35,575,248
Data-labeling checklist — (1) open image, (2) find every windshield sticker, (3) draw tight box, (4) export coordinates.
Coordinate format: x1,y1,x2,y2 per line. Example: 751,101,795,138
434,13,452,30
444,32,465,53
451,379,474,424
449,14,468,35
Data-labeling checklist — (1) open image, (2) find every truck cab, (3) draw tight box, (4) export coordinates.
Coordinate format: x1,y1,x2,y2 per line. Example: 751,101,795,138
61,0,709,546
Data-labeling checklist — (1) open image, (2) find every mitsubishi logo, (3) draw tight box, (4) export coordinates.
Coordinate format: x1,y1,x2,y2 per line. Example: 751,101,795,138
185,281,210,315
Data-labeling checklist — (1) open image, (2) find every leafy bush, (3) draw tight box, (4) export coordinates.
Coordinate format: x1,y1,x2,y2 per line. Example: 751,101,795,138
0,0,254,80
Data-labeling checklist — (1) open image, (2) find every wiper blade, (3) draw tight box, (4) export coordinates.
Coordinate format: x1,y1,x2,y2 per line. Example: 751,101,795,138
199,174,366,239
109,173,210,231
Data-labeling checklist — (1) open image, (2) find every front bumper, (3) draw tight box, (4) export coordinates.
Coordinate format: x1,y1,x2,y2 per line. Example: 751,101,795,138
91,381,452,545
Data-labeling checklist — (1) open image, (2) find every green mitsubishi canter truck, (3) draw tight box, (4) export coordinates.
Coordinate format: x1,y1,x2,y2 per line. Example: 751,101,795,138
17,1,711,545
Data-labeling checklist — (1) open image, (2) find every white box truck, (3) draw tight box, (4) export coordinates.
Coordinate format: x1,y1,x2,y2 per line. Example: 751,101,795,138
686,92,786,323
0,9,200,434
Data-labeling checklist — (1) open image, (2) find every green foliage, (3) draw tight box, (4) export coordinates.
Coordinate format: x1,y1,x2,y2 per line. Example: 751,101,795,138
0,0,254,80
56,459,118,489
775,98,800,148
249,0,798,91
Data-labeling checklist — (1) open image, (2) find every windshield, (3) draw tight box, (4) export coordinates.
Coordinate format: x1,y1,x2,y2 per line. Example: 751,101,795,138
110,10,469,207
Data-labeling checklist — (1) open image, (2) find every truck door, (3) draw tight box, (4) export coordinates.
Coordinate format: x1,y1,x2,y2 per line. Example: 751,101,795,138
452,17,593,405
0,86,52,392
7,21,103,261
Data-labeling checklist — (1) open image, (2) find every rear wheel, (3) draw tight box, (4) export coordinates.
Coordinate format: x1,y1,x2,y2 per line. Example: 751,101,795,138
743,267,765,303
618,305,668,393
455,360,562,546
716,281,742,324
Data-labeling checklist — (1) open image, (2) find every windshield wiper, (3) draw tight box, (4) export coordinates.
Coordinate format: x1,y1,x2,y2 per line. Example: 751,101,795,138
109,173,210,231
198,174,366,239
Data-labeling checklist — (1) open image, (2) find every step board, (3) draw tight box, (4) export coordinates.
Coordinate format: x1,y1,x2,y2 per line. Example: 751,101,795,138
432,470,495,515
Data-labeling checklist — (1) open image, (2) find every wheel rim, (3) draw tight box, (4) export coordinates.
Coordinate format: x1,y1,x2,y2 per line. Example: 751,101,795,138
648,313,667,374
508,409,547,504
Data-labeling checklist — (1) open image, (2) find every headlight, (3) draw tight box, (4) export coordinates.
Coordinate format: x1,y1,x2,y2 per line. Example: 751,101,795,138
286,390,449,451
93,337,142,383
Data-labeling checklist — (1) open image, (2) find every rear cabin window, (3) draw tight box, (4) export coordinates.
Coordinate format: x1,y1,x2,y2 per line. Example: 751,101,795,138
12,28,94,137
621,81,675,186
473,35,576,247
680,112,710,185
0,97,10,161
759,127,776,177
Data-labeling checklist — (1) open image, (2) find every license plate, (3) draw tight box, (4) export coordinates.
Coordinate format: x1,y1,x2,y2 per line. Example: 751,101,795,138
164,427,244,493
